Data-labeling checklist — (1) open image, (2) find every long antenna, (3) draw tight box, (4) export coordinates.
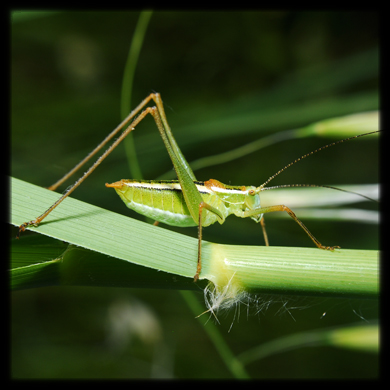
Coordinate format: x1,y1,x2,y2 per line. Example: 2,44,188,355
263,183,378,203
260,131,379,189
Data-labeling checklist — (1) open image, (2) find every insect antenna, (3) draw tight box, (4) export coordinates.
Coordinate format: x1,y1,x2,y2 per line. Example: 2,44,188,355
260,131,379,189
263,183,378,203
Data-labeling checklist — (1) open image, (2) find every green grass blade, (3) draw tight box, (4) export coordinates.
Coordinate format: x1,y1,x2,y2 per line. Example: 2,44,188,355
158,112,379,178
116,12,243,378
120,10,153,118
10,176,378,298
121,10,153,180
11,176,200,289
237,322,378,365
180,290,250,379
260,184,379,224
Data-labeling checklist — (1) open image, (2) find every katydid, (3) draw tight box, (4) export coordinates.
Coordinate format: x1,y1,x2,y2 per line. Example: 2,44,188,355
17,93,378,282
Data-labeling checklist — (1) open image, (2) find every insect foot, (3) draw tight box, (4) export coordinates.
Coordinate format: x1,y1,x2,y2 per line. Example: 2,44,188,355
17,221,33,239
321,245,341,251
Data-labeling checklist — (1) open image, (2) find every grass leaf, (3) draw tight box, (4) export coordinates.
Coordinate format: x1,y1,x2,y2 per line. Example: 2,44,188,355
10,176,378,298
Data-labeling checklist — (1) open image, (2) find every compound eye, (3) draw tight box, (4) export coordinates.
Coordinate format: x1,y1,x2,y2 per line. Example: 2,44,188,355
248,189,255,196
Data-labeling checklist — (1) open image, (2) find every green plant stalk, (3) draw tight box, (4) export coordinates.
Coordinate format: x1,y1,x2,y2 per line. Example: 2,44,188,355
180,290,250,379
205,244,378,298
121,10,153,180
159,111,379,178
237,322,378,365
116,13,246,378
161,92,378,152
120,10,153,117
11,177,378,298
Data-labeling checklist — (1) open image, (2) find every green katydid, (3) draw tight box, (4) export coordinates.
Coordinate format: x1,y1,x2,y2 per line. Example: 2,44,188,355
17,93,378,282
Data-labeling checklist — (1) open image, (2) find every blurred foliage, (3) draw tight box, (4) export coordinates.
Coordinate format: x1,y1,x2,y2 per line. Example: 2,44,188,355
11,11,378,378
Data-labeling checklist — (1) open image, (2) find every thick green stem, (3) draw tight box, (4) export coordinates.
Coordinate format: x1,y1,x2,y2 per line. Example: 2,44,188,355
202,244,378,299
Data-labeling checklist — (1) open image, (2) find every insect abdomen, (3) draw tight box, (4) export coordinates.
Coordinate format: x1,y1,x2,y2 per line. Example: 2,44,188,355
106,180,197,227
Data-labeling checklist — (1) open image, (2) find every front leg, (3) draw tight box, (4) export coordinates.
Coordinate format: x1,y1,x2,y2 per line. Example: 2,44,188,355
260,217,269,246
242,204,339,251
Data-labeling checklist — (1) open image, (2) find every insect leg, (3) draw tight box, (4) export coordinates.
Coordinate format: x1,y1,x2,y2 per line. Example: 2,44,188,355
151,93,197,181
18,104,162,236
48,93,160,191
260,217,269,246
242,205,339,250
194,201,225,282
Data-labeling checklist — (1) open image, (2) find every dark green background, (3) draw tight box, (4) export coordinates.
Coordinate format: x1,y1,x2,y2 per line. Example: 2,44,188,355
11,11,378,378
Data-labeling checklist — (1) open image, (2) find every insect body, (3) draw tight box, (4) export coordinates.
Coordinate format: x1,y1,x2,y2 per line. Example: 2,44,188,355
17,92,377,282
106,179,262,228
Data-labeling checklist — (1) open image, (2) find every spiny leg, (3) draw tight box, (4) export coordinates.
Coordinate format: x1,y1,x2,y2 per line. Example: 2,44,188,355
194,203,205,283
260,217,269,246
194,201,225,282
17,92,221,284
18,97,168,237
152,93,197,181
48,93,161,191
134,105,221,282
149,97,226,283
243,205,339,250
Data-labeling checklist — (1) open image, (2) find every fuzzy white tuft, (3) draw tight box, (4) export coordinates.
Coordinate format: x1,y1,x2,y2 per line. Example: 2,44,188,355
203,275,245,319
198,275,316,329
